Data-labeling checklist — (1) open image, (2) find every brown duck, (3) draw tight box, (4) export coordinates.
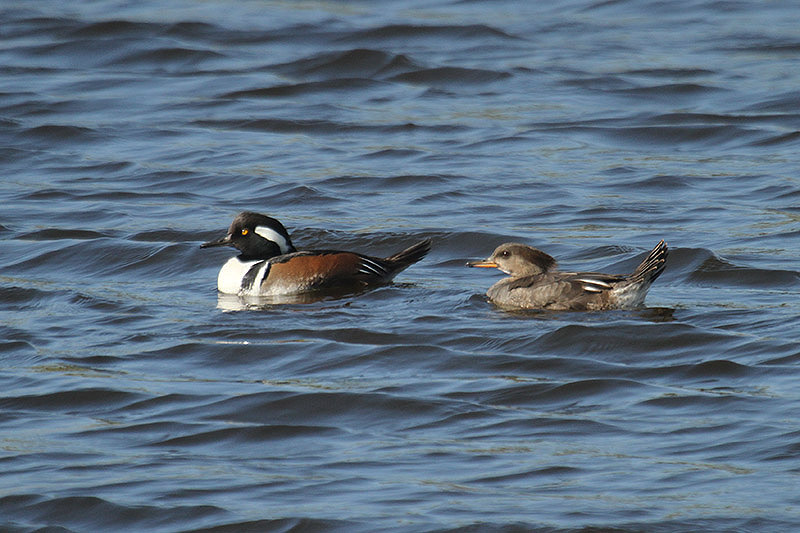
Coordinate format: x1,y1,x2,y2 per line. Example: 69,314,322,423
468,240,668,310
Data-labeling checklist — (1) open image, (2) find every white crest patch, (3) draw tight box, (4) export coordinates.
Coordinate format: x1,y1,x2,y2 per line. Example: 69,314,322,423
255,225,291,254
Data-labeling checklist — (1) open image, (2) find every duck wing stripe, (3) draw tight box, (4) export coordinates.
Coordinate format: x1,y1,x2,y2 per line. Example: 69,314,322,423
575,277,614,293
357,256,389,277
241,260,269,292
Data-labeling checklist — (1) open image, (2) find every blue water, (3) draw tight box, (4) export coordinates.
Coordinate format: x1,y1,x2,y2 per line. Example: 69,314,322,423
2,1,800,531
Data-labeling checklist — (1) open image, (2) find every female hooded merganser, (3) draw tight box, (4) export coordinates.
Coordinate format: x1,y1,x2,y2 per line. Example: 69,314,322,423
467,240,667,311
201,211,431,296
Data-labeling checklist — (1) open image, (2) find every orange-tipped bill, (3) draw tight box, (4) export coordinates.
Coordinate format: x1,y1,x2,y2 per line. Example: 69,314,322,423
466,259,498,269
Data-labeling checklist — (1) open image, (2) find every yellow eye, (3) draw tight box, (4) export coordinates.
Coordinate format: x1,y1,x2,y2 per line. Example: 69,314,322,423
241,228,249,236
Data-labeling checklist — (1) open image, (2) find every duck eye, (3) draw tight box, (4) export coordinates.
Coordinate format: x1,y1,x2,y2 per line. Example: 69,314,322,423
501,250,510,257
241,228,249,236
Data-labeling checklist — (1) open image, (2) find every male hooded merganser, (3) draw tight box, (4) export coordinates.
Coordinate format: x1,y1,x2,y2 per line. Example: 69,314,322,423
467,240,667,311
201,211,431,296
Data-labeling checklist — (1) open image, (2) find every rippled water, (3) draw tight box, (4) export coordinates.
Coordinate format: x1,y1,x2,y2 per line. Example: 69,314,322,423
2,1,800,531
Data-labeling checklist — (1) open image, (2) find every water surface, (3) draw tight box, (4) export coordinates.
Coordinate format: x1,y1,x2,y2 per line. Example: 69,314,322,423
2,1,800,531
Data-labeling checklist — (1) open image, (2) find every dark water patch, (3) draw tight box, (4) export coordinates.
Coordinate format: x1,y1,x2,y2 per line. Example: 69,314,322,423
476,416,619,439
269,48,420,80
0,146,28,164
62,353,128,367
250,184,344,207
1,97,108,118
116,393,215,416
132,169,209,190
436,518,800,533
417,190,476,204
564,74,638,92
199,390,451,430
150,424,342,448
2,239,173,278
403,406,497,433
316,344,458,376
0,326,39,356
18,228,108,241
688,255,799,288
134,341,267,367
130,229,200,243
442,230,521,255
660,246,715,278
68,292,123,313
0,494,226,532
362,148,425,159
532,322,743,362
224,78,389,98
725,41,800,55
389,67,511,86
468,464,582,485
641,112,800,130
186,517,363,533
0,66,60,79
485,353,630,381
572,205,654,225
0,339,36,354
750,130,800,147
194,118,373,135
113,46,226,68
14,188,197,205
765,433,800,462
75,188,198,204
683,359,752,378
195,118,468,136
76,420,200,441
621,67,717,79
639,391,764,411
13,38,136,67
67,19,160,38
0,285,54,305
760,351,800,366
318,173,462,192
1,14,84,39
12,188,74,201
624,357,782,390
749,182,800,202
18,124,99,143
475,378,652,410
566,124,759,148
162,20,236,41
527,115,766,149
610,174,697,192
745,90,800,112
50,159,134,175
567,244,635,262
341,23,521,44
113,243,201,277
461,134,537,150
375,54,423,78
616,82,725,97
0,388,144,412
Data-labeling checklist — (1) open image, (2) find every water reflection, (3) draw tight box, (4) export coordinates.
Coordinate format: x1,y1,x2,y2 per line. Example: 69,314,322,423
215,287,370,311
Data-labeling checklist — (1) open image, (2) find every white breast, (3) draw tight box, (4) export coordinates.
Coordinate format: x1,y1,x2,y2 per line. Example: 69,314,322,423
217,257,260,295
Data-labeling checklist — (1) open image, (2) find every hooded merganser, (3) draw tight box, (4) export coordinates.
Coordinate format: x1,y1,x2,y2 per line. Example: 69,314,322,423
201,212,431,296
467,240,668,311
